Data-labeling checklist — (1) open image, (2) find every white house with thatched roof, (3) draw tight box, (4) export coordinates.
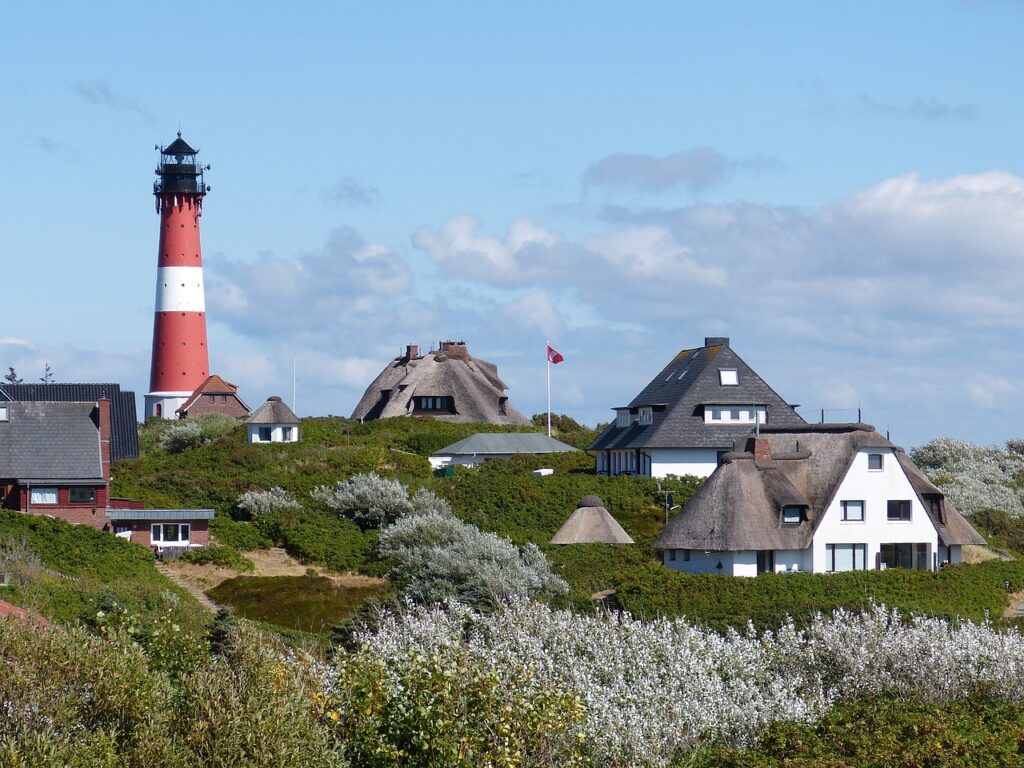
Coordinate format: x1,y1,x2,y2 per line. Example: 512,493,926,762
351,341,530,426
247,396,300,444
653,424,985,577
551,496,634,545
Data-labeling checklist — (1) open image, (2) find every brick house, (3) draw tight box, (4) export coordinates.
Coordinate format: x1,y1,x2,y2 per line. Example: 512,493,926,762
176,374,251,419
0,399,211,550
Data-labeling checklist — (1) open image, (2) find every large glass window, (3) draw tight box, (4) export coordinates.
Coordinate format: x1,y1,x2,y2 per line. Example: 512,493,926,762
826,543,866,572
70,487,96,504
258,426,272,442
152,523,190,544
30,487,58,505
841,500,865,521
887,500,912,521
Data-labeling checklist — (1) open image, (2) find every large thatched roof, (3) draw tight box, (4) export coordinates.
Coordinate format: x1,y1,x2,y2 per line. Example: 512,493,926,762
653,424,984,551
351,341,530,425
550,496,635,545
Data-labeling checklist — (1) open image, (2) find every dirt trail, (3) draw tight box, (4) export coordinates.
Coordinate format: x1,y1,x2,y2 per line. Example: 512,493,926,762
162,547,386,607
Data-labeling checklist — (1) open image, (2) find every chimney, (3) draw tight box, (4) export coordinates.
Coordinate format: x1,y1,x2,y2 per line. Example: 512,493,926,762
705,337,730,348
405,344,419,361
746,436,772,462
97,398,112,482
439,340,470,362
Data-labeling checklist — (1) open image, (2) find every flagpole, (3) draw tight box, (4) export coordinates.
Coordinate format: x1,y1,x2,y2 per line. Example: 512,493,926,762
546,340,552,437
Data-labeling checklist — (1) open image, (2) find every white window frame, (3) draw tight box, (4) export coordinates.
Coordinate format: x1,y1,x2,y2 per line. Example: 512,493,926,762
719,369,739,386
152,523,190,545
639,406,653,426
868,453,884,471
282,426,293,441
258,426,272,442
0,406,7,421
30,487,58,505
841,500,865,522
615,409,630,428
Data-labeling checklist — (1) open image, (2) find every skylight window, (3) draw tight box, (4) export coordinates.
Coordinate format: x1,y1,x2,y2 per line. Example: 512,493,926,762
664,370,675,382
719,369,738,386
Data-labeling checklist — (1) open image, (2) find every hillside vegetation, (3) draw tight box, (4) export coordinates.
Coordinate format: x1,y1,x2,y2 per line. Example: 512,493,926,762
107,417,1024,634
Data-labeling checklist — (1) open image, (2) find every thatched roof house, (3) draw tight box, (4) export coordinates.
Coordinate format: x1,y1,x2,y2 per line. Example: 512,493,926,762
247,396,300,443
351,341,530,425
551,496,635,545
653,423,985,576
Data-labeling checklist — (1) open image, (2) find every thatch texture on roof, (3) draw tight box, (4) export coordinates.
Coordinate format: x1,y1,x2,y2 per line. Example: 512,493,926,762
351,341,530,425
653,423,985,552
550,497,635,545
248,396,299,425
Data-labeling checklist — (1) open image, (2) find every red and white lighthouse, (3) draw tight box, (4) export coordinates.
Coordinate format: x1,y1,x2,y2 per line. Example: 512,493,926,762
144,133,211,419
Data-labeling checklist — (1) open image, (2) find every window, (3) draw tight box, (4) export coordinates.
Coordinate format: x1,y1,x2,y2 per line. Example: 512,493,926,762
30,487,58,505
639,406,653,425
668,549,676,561
868,453,883,470
282,427,293,441
705,405,766,424
682,549,690,562
664,370,675,382
616,409,630,428
887,500,912,521
926,495,944,523
0,406,7,421
152,523,190,544
841,500,865,522
719,369,738,386
826,543,867,572
70,487,96,504
258,426,272,442
782,505,803,524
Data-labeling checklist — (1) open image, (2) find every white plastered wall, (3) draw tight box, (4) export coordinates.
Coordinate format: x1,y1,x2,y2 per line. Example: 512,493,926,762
649,448,721,479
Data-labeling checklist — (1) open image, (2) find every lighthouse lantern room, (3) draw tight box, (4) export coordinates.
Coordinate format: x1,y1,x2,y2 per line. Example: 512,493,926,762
145,133,212,419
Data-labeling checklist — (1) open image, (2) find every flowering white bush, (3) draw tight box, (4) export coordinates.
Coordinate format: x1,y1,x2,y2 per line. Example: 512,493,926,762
236,486,303,517
377,512,568,606
158,421,205,453
911,437,1024,517
312,472,415,528
331,600,1024,767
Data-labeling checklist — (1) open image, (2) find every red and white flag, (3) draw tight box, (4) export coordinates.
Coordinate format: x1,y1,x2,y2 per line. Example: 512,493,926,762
546,344,564,364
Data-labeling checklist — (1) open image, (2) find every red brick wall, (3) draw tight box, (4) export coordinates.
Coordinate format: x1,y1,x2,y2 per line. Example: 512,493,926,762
15,484,111,530
113,519,209,548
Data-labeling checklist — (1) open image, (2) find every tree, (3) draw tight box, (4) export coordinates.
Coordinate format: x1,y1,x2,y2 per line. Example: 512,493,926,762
39,363,54,383
4,367,22,384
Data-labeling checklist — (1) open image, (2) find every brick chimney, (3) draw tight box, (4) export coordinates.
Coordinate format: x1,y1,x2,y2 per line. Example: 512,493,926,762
705,337,730,348
404,344,419,361
746,436,772,462
97,398,112,482
439,340,470,362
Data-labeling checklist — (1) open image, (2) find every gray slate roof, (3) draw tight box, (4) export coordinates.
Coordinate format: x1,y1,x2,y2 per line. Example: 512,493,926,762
589,338,805,452
550,496,635,545
248,396,299,425
351,343,530,425
653,424,984,551
433,432,579,457
1,383,139,461
107,509,215,521
0,402,103,482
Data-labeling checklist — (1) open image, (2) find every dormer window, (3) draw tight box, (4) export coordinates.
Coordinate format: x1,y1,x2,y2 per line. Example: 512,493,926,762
616,409,630,428
704,406,766,424
719,369,738,386
782,506,803,524
414,396,453,412
639,407,653,426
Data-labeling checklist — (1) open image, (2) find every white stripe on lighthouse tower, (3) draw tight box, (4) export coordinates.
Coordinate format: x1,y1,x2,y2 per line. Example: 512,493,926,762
155,266,206,312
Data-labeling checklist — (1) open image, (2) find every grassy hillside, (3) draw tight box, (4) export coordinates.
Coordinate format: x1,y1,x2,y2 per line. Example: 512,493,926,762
110,416,1024,633
0,510,206,632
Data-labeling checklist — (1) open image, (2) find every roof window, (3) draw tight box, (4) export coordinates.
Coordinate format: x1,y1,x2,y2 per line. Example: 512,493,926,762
639,406,653,426
719,369,738,386
0,406,7,421
616,409,631,428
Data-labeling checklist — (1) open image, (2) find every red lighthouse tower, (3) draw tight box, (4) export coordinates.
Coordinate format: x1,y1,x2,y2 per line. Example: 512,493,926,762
144,133,211,419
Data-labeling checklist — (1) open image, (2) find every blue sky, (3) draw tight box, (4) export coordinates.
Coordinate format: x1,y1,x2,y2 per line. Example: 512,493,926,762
1,2,1022,447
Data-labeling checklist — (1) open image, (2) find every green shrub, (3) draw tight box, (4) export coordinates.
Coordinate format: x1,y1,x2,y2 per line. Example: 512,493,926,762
180,545,255,572
328,644,586,767
209,515,273,550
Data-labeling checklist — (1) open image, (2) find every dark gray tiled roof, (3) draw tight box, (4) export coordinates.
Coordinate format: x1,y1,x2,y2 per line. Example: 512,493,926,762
0,383,139,461
0,402,103,482
590,340,805,451
653,424,985,550
434,432,579,456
